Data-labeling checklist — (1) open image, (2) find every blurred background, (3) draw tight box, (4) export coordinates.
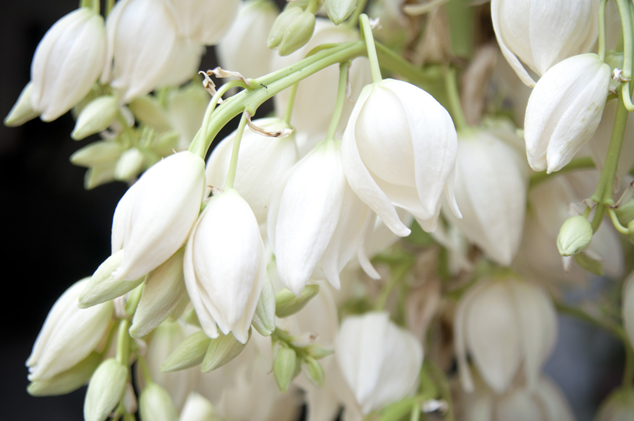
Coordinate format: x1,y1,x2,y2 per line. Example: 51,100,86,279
0,0,625,419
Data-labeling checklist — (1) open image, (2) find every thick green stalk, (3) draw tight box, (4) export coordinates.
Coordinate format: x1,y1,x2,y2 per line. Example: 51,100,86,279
284,83,299,125
529,157,595,189
325,63,350,141
599,0,608,61
347,0,369,28
444,67,468,131
225,110,249,190
116,319,132,367
360,14,383,83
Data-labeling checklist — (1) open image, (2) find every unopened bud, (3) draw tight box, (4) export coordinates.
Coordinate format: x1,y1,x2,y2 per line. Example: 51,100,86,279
128,96,171,131
71,141,122,168
304,344,334,360
161,331,211,372
326,0,357,25
114,147,145,181
71,96,119,140
84,358,127,421
85,164,117,190
251,277,276,336
79,250,145,308
201,331,248,373
557,215,593,256
616,199,634,227
28,352,101,397
140,382,178,421
273,346,297,392
304,356,325,387
154,131,180,156
574,253,604,276
4,82,39,127
268,7,316,56
276,284,320,318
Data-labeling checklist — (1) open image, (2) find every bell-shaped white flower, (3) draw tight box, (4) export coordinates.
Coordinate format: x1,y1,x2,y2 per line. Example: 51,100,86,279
217,0,278,79
111,151,205,281
272,19,372,141
336,312,423,415
342,78,460,236
156,37,204,89
524,53,610,173
206,118,298,225
447,131,528,266
27,279,113,381
30,7,106,121
268,140,377,296
455,278,557,394
491,0,598,87
184,189,265,343
170,0,241,46
102,0,185,102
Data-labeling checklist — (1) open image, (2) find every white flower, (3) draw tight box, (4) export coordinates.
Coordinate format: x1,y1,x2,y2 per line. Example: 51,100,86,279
455,278,557,394
524,53,610,173
206,118,298,225
111,151,206,281
335,312,423,414
179,393,214,421
217,0,278,79
184,189,265,343
268,140,377,296
491,0,598,87
156,37,204,89
447,131,528,266
170,0,241,46
27,279,113,381
30,7,106,121
342,78,460,236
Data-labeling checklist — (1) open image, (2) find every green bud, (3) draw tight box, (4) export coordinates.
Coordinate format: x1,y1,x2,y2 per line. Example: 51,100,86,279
85,163,117,190
303,356,325,387
574,253,604,276
304,344,334,360
252,277,276,336
79,250,145,308
140,383,178,421
556,215,593,256
268,6,301,49
84,358,127,421
201,331,249,373
616,199,634,226
71,96,119,140
153,131,180,156
268,6,316,56
273,346,297,392
326,0,357,25
4,82,39,127
128,96,171,131
114,147,145,181
276,284,320,318
28,352,102,397
161,331,211,372
71,141,122,168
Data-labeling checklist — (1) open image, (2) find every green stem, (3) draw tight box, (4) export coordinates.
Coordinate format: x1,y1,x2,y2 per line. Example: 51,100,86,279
409,403,421,421
360,14,383,83
325,63,350,141
616,0,634,110
591,204,606,232
116,319,132,367
375,261,413,311
100,321,119,357
137,356,153,386
375,43,443,86
529,156,596,189
225,110,249,190
599,0,608,62
284,83,299,125
555,302,627,343
125,283,143,317
444,67,468,131
608,207,631,234
347,0,369,27
307,0,320,13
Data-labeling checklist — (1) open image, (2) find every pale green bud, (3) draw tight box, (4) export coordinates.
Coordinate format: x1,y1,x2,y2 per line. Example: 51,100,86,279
251,276,276,336
70,140,122,168
161,331,211,373
71,96,119,140
85,163,117,190
84,358,127,421
303,356,325,387
276,284,320,318
268,6,301,49
268,7,315,56
557,215,593,256
154,131,180,157
79,250,145,308
615,199,634,227
140,383,178,421
131,249,187,338
114,147,145,181
201,331,248,373
128,96,171,131
574,253,604,276
305,344,334,360
28,352,101,397
326,0,357,25
4,82,39,127
273,346,297,392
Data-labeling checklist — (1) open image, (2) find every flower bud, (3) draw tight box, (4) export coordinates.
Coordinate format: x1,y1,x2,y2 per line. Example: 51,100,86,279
28,352,102,397
524,53,610,173
31,7,106,121
202,331,248,372
268,6,301,49
275,285,320,318
170,0,240,46
557,215,593,256
85,164,117,190
251,276,276,336
111,151,205,281
268,7,316,56
491,0,598,86
303,356,325,387
130,249,187,338
84,358,127,421
596,387,634,421
616,199,634,228
179,393,214,421
4,82,39,127
128,95,171,131
161,331,210,373
71,141,122,168
326,0,357,25
273,346,297,392
140,383,178,421
27,279,113,381
71,96,119,140
114,147,145,181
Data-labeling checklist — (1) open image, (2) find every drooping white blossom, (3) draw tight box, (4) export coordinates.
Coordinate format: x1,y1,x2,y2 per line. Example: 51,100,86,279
111,151,206,281
342,78,460,236
491,0,598,87
30,7,106,121
170,0,241,46
184,189,265,343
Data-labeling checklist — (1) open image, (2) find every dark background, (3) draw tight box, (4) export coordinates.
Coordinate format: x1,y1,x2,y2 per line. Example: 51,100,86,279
0,0,624,419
